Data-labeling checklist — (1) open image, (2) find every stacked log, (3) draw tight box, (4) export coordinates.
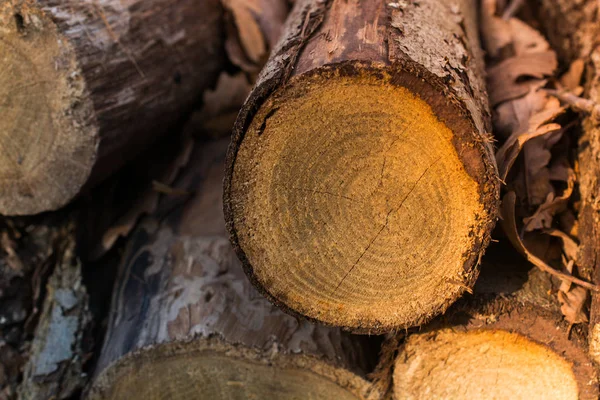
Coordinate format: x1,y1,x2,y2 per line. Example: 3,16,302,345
390,243,599,399
0,0,287,215
223,0,500,332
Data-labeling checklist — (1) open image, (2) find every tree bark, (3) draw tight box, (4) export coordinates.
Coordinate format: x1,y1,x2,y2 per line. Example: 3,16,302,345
535,0,600,366
0,0,288,216
19,234,91,400
389,242,599,400
88,139,380,400
224,0,499,333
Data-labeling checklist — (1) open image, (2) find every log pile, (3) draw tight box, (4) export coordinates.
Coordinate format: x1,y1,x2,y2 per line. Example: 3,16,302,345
1,0,600,399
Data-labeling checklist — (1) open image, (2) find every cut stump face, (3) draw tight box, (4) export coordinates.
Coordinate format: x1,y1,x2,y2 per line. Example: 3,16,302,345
394,329,580,400
229,70,491,331
100,351,363,400
0,2,98,215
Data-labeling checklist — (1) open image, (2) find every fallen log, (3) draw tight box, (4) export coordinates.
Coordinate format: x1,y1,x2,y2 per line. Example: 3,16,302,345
391,242,599,399
535,0,600,365
0,0,287,215
89,139,379,400
224,0,500,332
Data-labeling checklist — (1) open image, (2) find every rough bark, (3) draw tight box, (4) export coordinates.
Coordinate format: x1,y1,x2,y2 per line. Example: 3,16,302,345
0,0,288,216
224,0,499,333
0,216,90,400
388,242,599,399
535,0,600,366
19,234,91,400
89,139,380,400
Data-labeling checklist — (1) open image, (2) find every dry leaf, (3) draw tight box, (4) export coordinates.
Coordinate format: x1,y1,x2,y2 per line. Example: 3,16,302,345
558,287,588,326
523,135,555,206
495,100,563,181
500,192,598,291
480,0,512,59
223,0,267,64
523,170,574,231
493,84,547,137
487,52,557,106
544,228,579,262
94,137,195,259
560,59,585,91
558,210,578,238
507,18,551,56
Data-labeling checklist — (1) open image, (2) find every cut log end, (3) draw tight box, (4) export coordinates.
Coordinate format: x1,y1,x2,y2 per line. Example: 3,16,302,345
0,1,98,215
394,329,580,400
227,66,496,332
90,339,370,400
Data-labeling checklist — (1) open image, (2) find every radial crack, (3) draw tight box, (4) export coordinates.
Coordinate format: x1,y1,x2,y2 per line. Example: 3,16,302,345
334,158,440,292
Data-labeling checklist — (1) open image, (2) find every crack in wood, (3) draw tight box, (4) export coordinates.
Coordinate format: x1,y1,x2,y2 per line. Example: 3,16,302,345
334,157,440,293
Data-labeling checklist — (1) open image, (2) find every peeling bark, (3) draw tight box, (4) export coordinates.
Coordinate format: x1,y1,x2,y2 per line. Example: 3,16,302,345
19,235,91,400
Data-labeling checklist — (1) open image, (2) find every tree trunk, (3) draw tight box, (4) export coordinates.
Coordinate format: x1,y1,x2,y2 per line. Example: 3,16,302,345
390,242,599,399
88,138,380,400
0,0,287,216
535,0,600,366
223,0,500,333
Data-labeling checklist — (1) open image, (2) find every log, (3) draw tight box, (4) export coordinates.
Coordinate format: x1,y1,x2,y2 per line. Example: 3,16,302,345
391,242,599,399
0,0,286,216
535,0,600,365
224,0,500,332
88,138,380,400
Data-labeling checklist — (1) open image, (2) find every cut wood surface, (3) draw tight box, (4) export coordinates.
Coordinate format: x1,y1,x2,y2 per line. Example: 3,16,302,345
0,0,288,216
535,0,600,365
224,0,500,332
89,139,379,400
391,242,599,400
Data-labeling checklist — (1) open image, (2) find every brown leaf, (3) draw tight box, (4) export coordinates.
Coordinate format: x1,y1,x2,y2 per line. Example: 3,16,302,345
493,85,547,137
507,18,551,56
223,0,267,64
487,52,557,106
94,137,195,259
558,287,588,326
495,99,563,181
559,210,578,238
560,59,585,91
523,136,554,206
480,0,512,58
544,228,579,262
523,170,574,231
500,192,599,291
